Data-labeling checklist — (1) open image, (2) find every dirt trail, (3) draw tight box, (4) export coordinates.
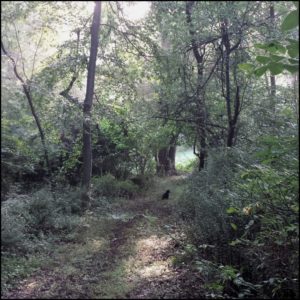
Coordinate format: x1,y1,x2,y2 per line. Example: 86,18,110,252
3,176,204,299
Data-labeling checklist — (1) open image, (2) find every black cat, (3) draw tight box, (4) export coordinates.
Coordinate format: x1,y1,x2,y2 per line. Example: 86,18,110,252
162,190,170,199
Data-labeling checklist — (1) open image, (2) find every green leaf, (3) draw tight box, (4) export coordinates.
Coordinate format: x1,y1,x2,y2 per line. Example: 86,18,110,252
267,62,284,75
238,63,254,72
293,1,299,9
254,43,268,50
286,38,299,45
284,64,299,73
230,223,238,231
266,42,286,54
281,10,299,31
270,54,286,62
256,56,270,64
287,44,299,58
227,207,238,214
254,66,268,77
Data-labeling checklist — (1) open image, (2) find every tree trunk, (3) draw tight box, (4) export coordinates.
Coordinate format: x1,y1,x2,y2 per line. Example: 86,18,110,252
186,1,207,170
220,18,241,147
155,135,177,176
81,1,101,208
168,144,177,174
1,42,51,178
156,147,169,176
270,4,276,106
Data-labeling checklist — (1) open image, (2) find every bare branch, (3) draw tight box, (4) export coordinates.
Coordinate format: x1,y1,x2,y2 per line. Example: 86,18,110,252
12,22,28,82
31,27,45,81
59,30,83,109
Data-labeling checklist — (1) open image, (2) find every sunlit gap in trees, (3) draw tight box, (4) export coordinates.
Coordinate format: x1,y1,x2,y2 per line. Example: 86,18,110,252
55,2,150,46
122,1,151,21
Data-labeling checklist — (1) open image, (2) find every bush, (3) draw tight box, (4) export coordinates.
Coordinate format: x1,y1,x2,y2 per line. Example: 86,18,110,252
1,195,30,248
177,148,245,247
176,158,198,173
1,253,44,293
28,188,82,233
228,136,299,298
92,174,139,198
1,187,83,252
177,139,299,298
130,174,153,189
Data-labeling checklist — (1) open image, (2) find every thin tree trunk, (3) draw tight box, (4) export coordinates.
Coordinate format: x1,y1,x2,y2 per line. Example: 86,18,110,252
81,1,101,208
186,1,207,170
1,41,51,177
270,4,276,108
220,18,241,147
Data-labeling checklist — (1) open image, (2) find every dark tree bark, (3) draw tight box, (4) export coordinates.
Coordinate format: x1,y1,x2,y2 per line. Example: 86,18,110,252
168,145,177,174
269,4,276,113
156,147,169,176
1,41,51,177
81,1,101,208
155,135,177,176
186,1,207,170
220,19,241,147
270,2,276,102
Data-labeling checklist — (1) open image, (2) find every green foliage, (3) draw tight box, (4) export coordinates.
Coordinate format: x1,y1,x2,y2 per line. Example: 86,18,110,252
242,4,299,77
92,174,139,198
228,134,299,298
1,254,44,293
1,196,29,248
176,148,245,247
176,158,198,173
1,188,83,252
1,1,299,298
178,138,298,297
281,8,299,31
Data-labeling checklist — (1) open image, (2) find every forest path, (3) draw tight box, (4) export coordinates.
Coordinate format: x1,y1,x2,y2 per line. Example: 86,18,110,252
3,175,204,299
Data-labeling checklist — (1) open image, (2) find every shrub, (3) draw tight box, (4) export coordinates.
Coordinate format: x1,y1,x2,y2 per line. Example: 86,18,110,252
1,187,82,252
177,139,299,298
92,174,139,198
130,174,153,189
177,148,245,247
1,196,30,248
116,180,139,197
228,136,299,298
28,188,81,233
92,174,117,196
176,158,198,173
53,187,82,215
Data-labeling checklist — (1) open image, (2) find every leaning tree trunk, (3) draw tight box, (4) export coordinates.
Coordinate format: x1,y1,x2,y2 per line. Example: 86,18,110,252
81,1,101,209
1,42,51,178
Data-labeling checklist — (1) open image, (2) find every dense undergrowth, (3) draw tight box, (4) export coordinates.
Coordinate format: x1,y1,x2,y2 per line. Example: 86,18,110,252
1,175,144,294
1,138,299,299
174,137,299,299
2,135,299,299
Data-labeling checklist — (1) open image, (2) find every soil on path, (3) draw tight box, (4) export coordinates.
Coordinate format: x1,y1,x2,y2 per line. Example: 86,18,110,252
3,176,205,299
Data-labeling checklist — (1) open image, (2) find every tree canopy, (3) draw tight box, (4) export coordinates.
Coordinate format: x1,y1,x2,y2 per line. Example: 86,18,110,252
1,1,299,299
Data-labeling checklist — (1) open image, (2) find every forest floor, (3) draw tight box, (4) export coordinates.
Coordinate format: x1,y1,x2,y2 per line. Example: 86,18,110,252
3,176,206,299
